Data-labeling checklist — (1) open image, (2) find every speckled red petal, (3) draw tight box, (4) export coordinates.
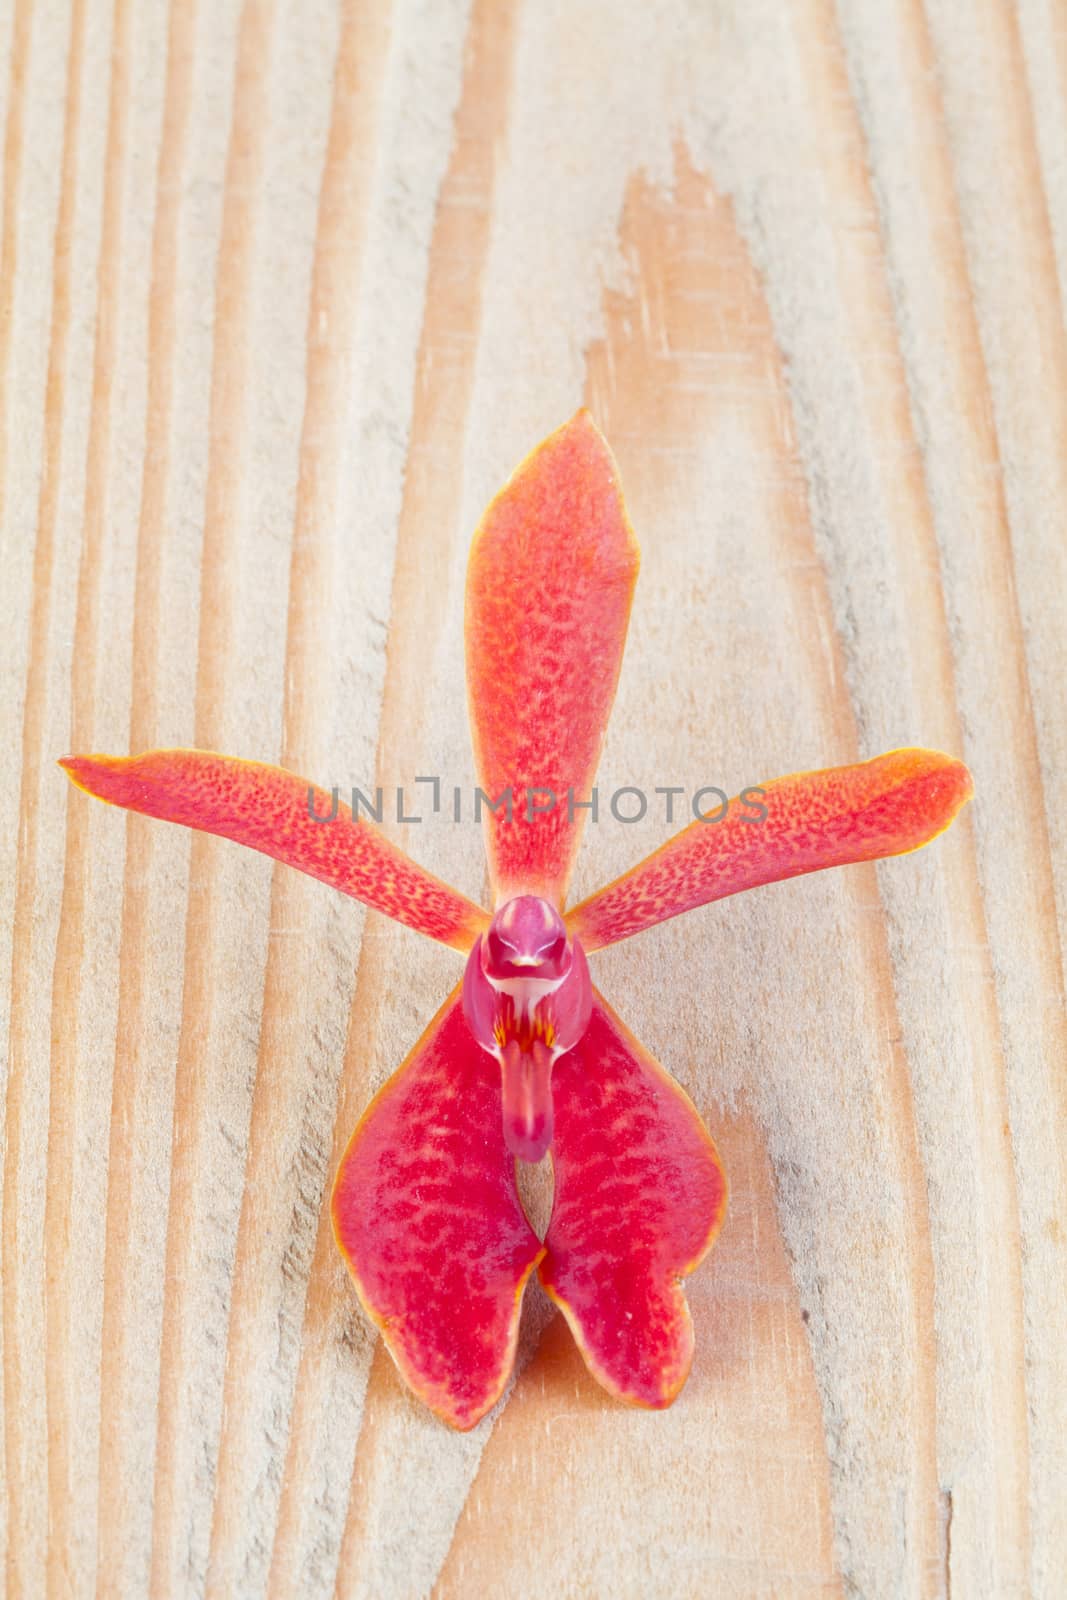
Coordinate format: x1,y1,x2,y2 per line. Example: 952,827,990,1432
331,989,543,1430
465,410,640,907
567,748,973,952
540,993,727,1409
60,749,488,950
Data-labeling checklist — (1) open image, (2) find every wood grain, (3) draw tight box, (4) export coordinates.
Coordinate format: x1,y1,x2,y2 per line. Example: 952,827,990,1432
2,2,1065,1596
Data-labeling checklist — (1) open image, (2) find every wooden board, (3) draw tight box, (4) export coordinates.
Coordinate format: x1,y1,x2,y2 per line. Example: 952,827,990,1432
2,1,1065,1594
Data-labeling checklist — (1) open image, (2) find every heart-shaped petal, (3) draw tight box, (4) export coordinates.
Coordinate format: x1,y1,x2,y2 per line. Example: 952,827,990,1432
539,993,727,1408
567,748,973,951
60,749,488,950
331,988,543,1430
465,411,640,907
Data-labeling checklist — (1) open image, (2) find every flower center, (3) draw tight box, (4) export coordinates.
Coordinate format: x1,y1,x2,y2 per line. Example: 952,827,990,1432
462,894,592,1162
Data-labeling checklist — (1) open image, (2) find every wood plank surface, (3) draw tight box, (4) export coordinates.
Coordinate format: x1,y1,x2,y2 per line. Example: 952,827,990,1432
2,2,1065,1595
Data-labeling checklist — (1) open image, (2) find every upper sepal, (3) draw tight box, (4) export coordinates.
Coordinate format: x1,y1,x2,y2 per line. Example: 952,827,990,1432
465,411,639,907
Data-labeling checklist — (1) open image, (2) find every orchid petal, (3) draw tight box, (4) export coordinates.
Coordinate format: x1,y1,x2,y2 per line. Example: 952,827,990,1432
465,410,640,907
539,993,727,1409
60,749,488,950
567,748,973,952
331,988,543,1430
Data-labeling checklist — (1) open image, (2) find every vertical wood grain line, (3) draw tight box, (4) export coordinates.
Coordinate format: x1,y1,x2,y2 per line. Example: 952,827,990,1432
972,0,1067,1007
700,123,940,1588
205,1,391,1583
906,0,1067,1576
45,0,131,1590
267,2,520,1590
0,0,33,1581
915,0,1067,1519
0,0,31,531
2,2,85,1591
981,4,1067,1569
980,0,1067,987
95,0,197,1584
799,1,1034,1582
148,2,275,1589
1054,3,1067,185
999,0,1067,400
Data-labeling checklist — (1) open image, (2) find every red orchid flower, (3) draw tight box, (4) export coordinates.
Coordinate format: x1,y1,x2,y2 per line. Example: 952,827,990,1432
60,413,973,1431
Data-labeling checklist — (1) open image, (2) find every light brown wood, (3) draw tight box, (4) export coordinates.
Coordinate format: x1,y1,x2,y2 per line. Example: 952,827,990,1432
2,2,1065,1595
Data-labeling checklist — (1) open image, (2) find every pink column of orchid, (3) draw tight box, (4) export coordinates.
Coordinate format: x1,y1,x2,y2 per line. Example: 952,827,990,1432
61,413,973,1430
